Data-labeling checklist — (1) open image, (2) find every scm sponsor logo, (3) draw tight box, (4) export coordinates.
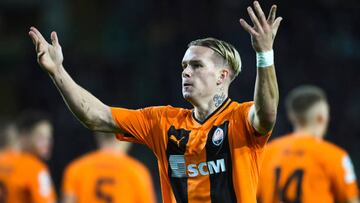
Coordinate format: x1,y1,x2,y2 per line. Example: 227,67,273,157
187,158,226,177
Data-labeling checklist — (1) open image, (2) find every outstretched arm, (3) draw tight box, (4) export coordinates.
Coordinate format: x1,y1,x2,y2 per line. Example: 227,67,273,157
28,27,118,132
240,1,282,135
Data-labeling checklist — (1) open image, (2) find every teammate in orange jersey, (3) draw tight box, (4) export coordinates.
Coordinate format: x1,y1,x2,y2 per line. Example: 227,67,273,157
257,85,359,203
61,132,156,203
29,1,282,202
0,111,56,203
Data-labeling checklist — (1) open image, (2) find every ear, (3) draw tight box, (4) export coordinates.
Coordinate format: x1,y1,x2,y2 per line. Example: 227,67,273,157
217,69,229,85
316,112,325,125
287,112,296,126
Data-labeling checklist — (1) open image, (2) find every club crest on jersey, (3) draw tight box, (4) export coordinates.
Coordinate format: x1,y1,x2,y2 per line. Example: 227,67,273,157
212,127,224,146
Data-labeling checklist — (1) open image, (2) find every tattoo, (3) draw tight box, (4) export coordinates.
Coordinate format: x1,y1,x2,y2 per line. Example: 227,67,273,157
213,92,226,107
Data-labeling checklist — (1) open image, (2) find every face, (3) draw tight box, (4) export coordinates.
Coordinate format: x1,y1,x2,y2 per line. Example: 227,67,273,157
181,46,222,103
28,121,53,160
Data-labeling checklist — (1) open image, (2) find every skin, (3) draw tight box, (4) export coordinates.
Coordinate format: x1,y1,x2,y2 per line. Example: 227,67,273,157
21,121,53,160
290,101,330,139
28,1,280,135
181,46,230,121
289,101,360,203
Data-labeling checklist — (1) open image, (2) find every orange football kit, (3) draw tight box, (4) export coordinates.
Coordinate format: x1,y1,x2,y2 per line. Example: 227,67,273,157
111,99,271,203
258,134,359,203
0,149,56,203
62,149,156,203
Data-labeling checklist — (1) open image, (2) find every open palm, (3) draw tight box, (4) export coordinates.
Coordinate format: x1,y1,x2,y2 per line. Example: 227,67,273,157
239,1,282,52
29,27,63,75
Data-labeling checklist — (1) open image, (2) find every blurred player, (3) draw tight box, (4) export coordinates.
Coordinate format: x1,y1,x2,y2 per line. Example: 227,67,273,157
29,1,282,202
61,132,156,203
257,85,359,203
0,119,14,149
0,111,56,203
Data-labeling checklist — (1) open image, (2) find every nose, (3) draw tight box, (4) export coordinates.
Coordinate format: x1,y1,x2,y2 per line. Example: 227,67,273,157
182,66,191,78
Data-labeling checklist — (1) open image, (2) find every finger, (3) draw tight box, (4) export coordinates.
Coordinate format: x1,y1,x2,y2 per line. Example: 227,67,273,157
35,40,46,59
36,40,46,56
30,26,47,44
247,6,263,33
267,5,277,24
253,1,267,26
37,51,46,60
272,17,283,38
51,31,59,47
28,31,38,46
29,31,44,54
239,19,259,36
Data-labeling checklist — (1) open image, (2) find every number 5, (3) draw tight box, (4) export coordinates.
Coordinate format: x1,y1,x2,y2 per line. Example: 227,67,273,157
95,177,115,203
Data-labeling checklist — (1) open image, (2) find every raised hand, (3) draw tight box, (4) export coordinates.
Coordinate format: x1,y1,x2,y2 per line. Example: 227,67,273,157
28,27,63,75
239,1,282,52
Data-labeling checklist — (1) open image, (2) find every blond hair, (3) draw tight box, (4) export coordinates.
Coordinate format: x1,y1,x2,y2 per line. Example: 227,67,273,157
188,37,242,81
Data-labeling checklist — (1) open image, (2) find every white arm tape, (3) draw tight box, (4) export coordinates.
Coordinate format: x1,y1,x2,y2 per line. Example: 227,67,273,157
256,50,274,68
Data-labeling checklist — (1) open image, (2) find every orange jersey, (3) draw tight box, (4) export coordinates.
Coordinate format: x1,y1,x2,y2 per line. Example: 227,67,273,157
258,133,359,203
111,99,271,203
62,149,156,203
0,149,56,203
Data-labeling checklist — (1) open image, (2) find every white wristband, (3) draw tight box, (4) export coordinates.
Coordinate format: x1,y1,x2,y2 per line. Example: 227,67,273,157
256,50,274,68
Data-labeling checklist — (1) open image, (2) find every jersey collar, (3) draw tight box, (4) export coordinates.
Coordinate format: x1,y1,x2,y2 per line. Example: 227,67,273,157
192,97,232,125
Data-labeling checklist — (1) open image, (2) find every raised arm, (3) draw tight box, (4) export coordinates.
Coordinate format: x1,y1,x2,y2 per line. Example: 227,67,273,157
28,27,118,132
240,1,282,135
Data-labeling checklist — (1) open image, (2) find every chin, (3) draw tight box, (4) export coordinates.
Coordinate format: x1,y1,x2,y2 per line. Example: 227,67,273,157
182,92,194,101
38,150,51,160
182,93,191,100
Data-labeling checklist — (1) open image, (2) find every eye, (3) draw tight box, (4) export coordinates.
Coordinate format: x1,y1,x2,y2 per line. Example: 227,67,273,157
181,63,187,69
192,63,202,68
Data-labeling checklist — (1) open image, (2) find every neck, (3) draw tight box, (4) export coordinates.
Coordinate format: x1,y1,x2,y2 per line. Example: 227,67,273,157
5,144,21,152
193,91,228,122
294,125,324,139
100,141,130,153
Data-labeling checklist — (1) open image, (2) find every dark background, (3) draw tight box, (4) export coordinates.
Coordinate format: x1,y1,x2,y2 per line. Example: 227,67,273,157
0,0,359,202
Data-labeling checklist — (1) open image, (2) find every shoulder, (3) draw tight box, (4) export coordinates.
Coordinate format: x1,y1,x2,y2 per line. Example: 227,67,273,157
141,105,189,116
316,140,356,181
230,100,253,110
265,134,294,151
116,154,149,175
65,151,98,173
22,153,48,171
120,153,146,168
163,105,190,117
0,150,12,160
147,105,191,123
317,140,347,158
228,101,254,117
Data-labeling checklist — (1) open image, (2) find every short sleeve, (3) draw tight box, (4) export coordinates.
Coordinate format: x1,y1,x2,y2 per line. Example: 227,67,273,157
29,166,56,203
233,101,271,149
111,106,165,148
330,153,359,201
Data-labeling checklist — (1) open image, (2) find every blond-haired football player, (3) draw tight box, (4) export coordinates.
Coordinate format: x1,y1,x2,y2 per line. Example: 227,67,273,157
29,1,282,202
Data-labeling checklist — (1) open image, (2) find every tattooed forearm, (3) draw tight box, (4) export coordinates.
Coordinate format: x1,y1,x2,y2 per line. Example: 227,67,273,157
50,66,112,131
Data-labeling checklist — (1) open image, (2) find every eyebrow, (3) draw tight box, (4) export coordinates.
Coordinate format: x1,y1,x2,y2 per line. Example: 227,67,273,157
181,59,203,65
